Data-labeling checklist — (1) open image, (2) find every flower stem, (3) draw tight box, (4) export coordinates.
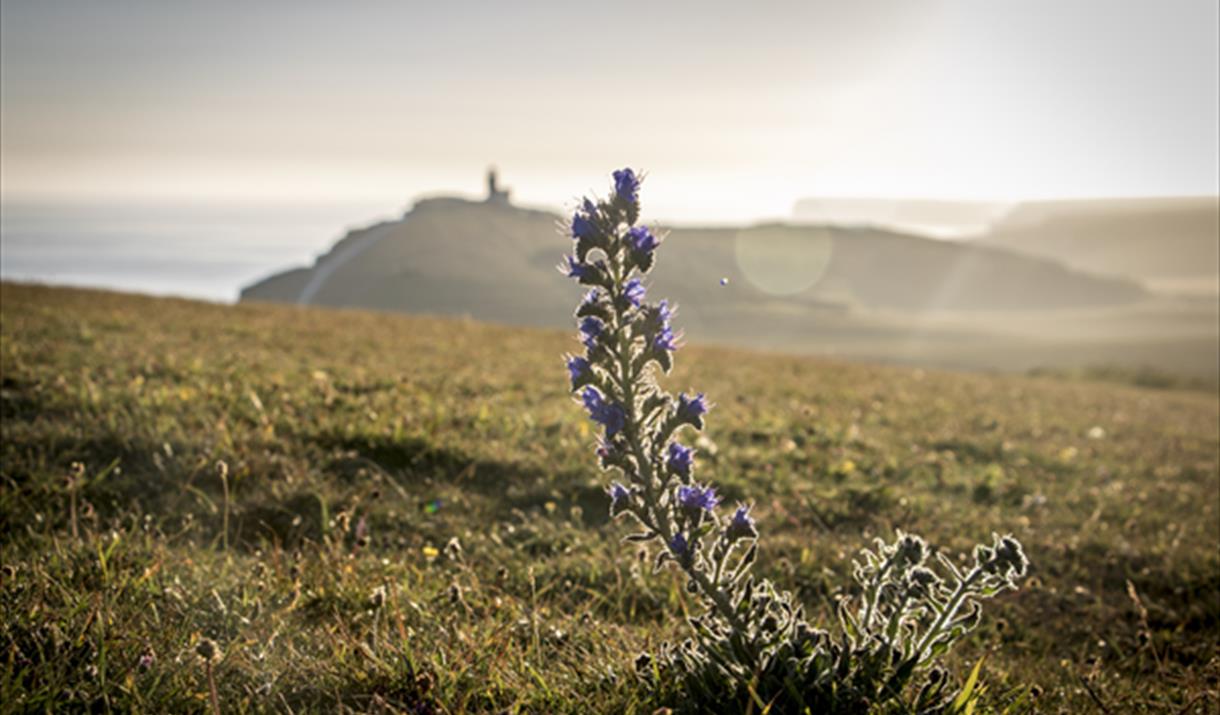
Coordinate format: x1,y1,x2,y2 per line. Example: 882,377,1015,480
862,557,894,631
606,244,746,635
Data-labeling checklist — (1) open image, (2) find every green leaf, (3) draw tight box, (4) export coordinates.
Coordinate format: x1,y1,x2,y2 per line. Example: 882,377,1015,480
951,656,986,714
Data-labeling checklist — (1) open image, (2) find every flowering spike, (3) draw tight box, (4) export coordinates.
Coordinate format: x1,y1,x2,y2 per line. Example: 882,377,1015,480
558,169,1027,708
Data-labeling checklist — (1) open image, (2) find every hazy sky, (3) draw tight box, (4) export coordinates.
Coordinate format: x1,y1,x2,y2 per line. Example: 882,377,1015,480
2,0,1217,222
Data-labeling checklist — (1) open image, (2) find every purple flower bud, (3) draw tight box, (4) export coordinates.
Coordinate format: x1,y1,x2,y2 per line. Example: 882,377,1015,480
677,483,719,516
667,442,695,477
608,482,631,516
726,504,758,541
657,299,673,323
563,255,589,280
624,278,646,307
677,393,709,423
566,356,591,388
571,201,598,240
628,226,659,254
581,386,626,437
654,325,680,353
613,168,640,204
668,532,689,557
579,316,604,350
647,299,680,352
581,288,601,306
604,407,626,437
581,385,603,413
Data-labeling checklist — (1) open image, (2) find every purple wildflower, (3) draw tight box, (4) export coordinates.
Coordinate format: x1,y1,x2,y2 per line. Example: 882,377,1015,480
581,288,601,306
624,278,646,307
668,532,689,558
650,299,680,352
667,442,694,476
614,168,640,203
657,299,673,323
564,255,589,280
608,482,631,516
654,325,680,352
628,226,659,253
677,392,709,422
566,356,591,387
571,205,596,240
582,386,626,436
579,316,604,350
678,483,720,516
726,504,758,541
581,385,603,414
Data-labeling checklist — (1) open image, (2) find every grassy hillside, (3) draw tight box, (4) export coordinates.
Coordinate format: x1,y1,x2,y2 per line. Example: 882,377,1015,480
2,283,1217,712
983,197,1220,295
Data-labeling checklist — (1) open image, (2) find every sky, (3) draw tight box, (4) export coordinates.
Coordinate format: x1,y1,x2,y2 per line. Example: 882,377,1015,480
2,0,1218,223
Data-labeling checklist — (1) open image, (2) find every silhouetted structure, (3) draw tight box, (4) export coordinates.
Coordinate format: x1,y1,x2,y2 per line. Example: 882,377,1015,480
486,167,511,205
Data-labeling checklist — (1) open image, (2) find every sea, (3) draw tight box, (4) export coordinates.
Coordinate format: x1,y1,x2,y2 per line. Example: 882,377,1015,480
0,200,403,303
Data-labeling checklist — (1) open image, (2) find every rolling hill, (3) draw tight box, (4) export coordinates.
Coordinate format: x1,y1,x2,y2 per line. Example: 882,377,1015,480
980,197,1220,295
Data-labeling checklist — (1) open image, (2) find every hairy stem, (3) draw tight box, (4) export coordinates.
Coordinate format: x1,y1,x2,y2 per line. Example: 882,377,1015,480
915,567,982,659
862,557,894,632
605,244,748,638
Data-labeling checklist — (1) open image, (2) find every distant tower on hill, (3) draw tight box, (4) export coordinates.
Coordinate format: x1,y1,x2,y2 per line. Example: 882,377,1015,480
486,167,511,205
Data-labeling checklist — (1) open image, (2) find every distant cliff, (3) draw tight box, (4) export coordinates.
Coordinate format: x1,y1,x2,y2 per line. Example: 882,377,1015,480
242,197,573,326
239,197,1172,367
243,196,1144,315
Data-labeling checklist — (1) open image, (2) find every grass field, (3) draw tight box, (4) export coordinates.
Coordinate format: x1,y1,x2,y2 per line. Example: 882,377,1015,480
1,282,1217,713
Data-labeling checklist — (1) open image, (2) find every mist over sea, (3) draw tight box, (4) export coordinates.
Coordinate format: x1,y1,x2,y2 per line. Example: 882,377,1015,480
0,200,400,302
